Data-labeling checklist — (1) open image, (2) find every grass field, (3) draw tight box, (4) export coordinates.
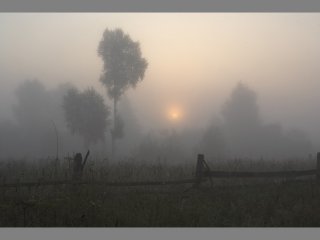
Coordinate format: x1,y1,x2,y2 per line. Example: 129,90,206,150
0,157,319,227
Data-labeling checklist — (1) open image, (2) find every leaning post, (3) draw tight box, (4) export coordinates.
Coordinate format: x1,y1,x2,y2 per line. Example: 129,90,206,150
72,153,84,183
317,152,320,182
194,154,205,188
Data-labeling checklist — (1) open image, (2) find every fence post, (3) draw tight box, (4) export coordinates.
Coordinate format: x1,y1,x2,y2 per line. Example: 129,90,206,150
194,154,204,188
72,153,83,182
317,152,320,182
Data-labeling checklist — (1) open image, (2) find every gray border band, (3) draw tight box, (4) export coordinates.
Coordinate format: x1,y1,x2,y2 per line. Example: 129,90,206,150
1,0,320,239
1,228,320,240
1,0,320,12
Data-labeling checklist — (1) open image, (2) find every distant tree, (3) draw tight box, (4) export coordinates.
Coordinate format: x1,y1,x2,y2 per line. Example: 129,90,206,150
222,82,261,130
221,82,313,158
97,28,148,159
8,79,110,158
198,125,226,161
134,130,186,164
12,79,57,156
284,129,313,158
221,82,263,157
13,79,52,129
63,87,110,148
134,133,160,162
0,120,21,158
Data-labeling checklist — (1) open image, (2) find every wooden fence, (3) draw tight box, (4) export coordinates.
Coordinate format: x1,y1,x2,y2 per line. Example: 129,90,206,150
1,153,320,189
194,153,320,187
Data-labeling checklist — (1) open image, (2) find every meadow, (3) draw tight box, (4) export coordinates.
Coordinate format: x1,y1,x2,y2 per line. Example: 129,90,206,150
0,156,320,227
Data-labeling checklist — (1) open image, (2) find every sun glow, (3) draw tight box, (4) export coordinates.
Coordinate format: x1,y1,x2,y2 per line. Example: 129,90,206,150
167,106,183,122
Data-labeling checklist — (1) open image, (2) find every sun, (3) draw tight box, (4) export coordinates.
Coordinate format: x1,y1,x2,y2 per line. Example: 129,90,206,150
170,110,180,120
167,106,183,122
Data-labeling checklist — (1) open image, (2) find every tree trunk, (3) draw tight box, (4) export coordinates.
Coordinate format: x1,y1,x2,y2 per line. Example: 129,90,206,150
111,98,117,161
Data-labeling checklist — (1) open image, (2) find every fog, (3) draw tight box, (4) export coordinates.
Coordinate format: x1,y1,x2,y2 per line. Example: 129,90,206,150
1,13,320,161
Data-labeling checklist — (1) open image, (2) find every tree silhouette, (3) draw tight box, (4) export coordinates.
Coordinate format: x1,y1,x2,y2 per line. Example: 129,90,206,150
198,125,226,161
221,82,313,158
98,28,148,159
222,82,261,130
13,79,52,129
63,87,110,148
12,79,58,156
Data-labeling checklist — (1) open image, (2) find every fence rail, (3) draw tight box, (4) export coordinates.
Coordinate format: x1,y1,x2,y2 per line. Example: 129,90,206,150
206,169,317,178
1,152,320,189
0,179,195,188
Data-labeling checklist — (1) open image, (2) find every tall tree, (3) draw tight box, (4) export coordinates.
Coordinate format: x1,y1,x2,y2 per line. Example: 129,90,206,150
97,28,148,159
221,82,263,157
63,87,110,148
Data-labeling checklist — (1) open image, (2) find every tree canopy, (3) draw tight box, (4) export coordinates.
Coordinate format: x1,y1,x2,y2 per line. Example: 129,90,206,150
98,28,148,102
222,82,261,130
63,87,110,147
220,82,313,158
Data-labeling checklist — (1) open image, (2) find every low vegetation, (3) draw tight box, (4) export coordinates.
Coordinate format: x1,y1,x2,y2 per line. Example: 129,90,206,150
0,157,319,227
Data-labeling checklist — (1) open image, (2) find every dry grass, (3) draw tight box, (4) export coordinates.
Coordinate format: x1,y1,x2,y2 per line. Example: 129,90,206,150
0,157,319,227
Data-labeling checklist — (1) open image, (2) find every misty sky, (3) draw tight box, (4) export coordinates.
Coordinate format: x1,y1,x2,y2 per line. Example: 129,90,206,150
1,13,320,146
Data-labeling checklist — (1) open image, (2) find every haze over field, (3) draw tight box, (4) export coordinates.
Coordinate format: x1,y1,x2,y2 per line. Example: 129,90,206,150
1,13,320,160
